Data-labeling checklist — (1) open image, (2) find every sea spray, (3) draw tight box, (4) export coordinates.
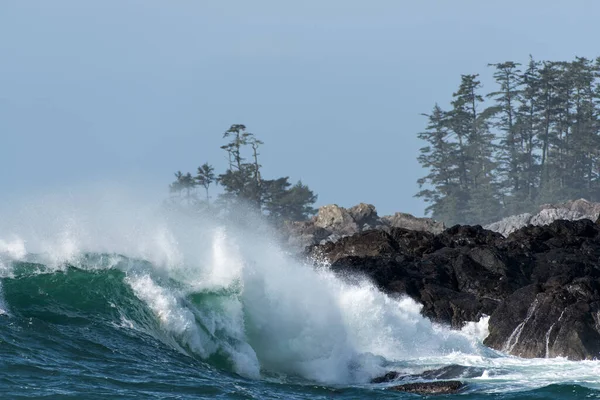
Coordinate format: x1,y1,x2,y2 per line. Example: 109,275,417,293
4,189,600,396
0,189,488,384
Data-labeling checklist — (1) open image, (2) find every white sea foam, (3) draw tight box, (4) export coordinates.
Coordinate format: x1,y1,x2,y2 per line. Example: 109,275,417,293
0,237,26,260
3,187,600,391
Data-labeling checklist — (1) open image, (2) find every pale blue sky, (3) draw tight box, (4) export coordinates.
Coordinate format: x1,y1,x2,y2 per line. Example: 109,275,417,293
1,1,599,216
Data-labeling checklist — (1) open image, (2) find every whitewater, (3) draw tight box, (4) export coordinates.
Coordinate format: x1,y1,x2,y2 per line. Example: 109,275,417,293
2,189,600,399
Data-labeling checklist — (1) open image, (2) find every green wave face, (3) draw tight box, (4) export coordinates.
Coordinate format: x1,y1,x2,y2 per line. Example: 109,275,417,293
4,263,137,324
2,251,600,399
0,256,248,375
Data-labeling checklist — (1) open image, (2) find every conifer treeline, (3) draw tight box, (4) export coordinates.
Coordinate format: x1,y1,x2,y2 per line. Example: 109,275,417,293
169,124,317,224
416,56,600,225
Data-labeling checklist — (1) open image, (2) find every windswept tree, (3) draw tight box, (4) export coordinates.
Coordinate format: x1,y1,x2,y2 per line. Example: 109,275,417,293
218,124,263,209
169,171,196,203
169,124,318,223
196,163,216,203
169,171,185,197
248,136,264,208
181,172,195,203
221,124,252,171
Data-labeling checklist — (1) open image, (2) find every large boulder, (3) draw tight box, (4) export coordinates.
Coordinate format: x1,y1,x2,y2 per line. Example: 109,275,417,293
347,203,380,228
388,381,464,395
314,204,360,236
530,208,588,226
382,212,445,234
485,213,534,237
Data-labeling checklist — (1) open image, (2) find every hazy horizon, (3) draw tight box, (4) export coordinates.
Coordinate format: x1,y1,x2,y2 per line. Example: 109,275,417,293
2,1,600,216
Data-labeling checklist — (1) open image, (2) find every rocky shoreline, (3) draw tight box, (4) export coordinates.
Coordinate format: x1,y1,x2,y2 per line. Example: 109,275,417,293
293,200,600,362
282,202,445,250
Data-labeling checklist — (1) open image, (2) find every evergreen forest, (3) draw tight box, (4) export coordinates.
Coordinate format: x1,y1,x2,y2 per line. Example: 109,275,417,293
416,56,600,225
168,124,317,224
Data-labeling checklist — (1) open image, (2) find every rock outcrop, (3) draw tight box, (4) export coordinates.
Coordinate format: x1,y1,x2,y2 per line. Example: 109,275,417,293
382,212,445,234
486,198,600,236
388,381,464,395
283,203,444,251
314,204,360,235
372,364,486,383
306,218,600,360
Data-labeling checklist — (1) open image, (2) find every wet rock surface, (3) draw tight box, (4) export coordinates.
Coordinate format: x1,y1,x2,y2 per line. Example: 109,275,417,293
306,218,600,360
388,381,464,395
372,364,486,383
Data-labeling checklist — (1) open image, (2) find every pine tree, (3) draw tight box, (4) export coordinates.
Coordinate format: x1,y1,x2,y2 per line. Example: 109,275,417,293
262,178,317,223
169,172,196,204
449,74,501,224
170,171,185,197
285,181,318,221
590,57,600,199
248,136,264,208
514,56,542,210
567,57,597,198
195,163,216,203
217,164,256,207
181,172,195,204
416,55,600,222
536,61,563,203
416,104,464,224
168,123,318,222
487,61,525,214
217,124,261,209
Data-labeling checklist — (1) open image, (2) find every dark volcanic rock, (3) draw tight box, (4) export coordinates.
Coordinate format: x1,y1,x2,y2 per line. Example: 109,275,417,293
388,381,464,395
307,218,600,360
371,371,402,384
418,365,485,380
372,365,486,383
308,226,512,328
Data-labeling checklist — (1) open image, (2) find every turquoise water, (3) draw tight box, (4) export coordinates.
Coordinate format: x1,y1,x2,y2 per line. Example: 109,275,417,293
1,196,600,399
1,257,599,399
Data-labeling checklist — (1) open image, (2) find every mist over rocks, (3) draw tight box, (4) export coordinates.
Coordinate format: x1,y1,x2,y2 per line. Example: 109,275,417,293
284,198,600,250
304,213,600,361
282,203,444,251
485,198,600,236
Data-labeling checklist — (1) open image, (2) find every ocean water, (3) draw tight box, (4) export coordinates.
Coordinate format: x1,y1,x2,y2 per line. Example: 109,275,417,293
1,191,600,399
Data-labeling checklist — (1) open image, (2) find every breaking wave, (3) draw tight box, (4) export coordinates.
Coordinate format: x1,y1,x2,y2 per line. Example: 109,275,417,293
1,189,600,397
